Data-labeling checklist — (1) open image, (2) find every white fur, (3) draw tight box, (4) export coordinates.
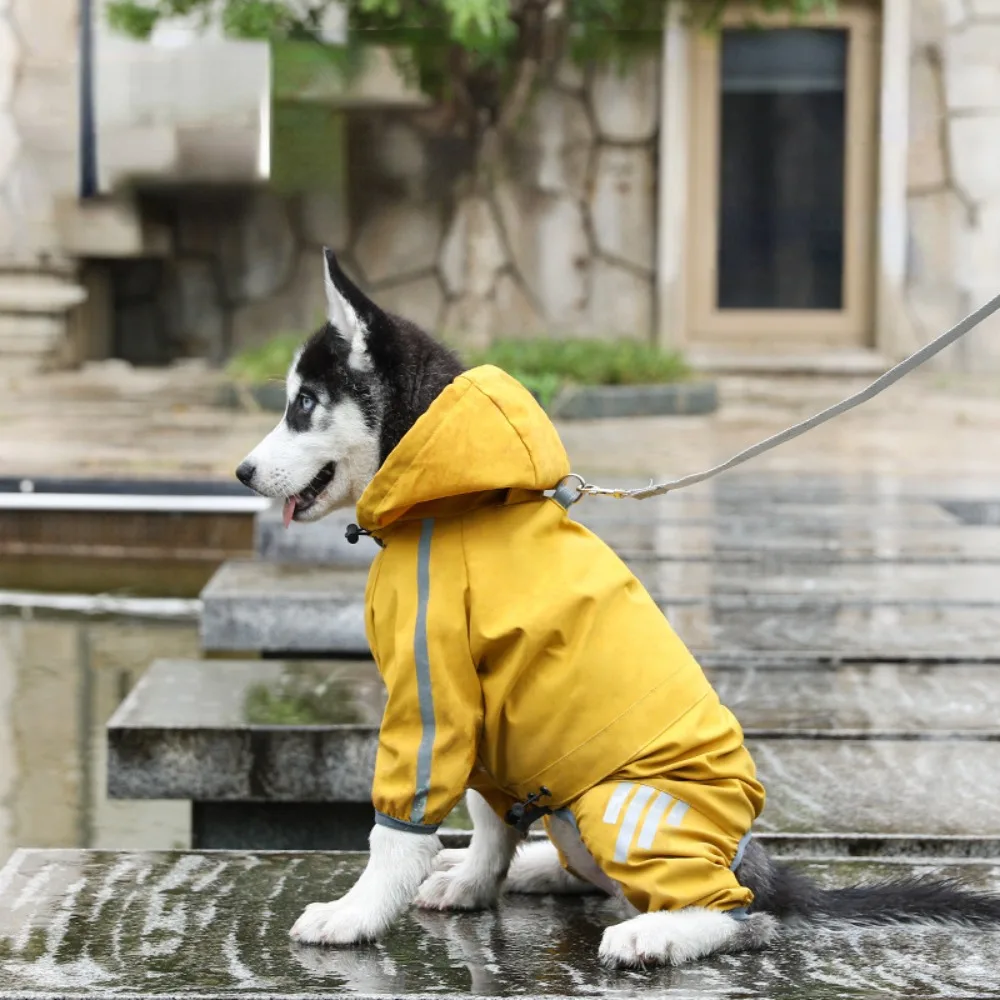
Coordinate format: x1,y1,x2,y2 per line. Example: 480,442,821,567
599,909,780,968
599,908,744,968
415,790,520,911
504,839,602,896
239,374,379,520
289,824,440,945
323,254,369,370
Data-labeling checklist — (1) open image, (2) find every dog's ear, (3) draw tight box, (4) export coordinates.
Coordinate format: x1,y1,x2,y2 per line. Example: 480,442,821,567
323,248,380,363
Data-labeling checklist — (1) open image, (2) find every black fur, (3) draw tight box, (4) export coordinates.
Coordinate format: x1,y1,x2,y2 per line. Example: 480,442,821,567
318,249,465,462
737,839,1000,925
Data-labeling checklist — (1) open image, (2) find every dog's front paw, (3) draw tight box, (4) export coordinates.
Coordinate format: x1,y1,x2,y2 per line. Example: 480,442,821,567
414,866,501,912
290,898,390,946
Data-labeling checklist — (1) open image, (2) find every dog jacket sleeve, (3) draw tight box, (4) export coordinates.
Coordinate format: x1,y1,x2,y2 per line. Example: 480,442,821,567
364,519,483,833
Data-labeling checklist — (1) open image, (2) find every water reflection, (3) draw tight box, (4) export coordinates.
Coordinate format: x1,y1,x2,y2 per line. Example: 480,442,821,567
0,611,197,866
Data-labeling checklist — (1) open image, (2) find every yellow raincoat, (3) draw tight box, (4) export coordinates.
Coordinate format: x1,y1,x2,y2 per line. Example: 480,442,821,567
357,365,765,913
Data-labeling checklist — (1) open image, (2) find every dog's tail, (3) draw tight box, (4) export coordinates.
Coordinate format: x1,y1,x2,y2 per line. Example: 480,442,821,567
737,840,1000,925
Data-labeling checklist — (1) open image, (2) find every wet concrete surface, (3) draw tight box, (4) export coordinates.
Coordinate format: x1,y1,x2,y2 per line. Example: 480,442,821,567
4,850,1000,999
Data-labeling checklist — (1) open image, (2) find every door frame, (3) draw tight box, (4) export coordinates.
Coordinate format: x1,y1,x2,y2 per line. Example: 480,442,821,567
656,1,909,357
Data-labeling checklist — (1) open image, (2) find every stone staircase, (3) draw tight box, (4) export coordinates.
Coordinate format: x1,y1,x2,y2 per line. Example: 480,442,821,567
118,473,1000,853
5,471,1000,997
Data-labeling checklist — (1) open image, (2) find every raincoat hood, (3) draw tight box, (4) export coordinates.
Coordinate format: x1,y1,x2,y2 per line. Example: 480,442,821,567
357,365,571,532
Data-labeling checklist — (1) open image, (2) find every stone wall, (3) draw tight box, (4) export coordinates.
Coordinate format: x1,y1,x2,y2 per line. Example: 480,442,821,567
906,0,1000,370
337,55,661,349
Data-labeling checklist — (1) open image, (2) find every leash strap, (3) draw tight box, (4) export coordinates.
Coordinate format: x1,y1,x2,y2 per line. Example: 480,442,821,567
576,289,1000,501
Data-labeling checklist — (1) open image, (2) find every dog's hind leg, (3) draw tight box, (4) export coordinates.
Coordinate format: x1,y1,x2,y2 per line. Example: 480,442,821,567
599,908,779,968
505,840,604,896
415,790,521,911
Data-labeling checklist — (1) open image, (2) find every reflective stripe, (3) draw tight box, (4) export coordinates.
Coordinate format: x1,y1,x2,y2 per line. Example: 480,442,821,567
602,783,635,825
613,785,655,863
375,812,439,835
731,831,752,871
411,519,436,824
666,800,690,827
636,792,673,850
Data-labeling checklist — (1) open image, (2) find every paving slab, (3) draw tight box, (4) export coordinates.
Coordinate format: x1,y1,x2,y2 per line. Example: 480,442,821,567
108,659,1000,838
3,849,1000,999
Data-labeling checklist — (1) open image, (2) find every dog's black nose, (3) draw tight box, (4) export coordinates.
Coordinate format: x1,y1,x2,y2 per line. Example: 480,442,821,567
236,461,256,488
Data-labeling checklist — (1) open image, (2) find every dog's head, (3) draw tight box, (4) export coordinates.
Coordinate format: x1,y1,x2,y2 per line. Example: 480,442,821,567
235,249,390,524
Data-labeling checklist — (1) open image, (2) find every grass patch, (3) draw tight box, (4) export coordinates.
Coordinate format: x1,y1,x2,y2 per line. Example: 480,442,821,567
468,338,691,408
226,333,691,409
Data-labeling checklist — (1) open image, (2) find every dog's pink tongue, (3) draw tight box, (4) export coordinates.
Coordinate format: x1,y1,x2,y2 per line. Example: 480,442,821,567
282,497,297,529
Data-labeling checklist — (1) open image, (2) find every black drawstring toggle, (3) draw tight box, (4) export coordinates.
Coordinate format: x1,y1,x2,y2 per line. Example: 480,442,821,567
345,523,383,547
505,786,553,834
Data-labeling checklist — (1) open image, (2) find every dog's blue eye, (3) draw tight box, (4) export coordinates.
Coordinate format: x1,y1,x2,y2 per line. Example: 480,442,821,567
298,394,315,412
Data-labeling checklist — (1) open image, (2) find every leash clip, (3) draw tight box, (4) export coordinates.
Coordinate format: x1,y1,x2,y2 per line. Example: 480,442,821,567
505,786,553,834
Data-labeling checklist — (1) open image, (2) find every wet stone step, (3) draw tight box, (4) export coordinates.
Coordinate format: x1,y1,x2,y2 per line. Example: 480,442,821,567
632,561,1000,603
199,559,1000,657
109,659,1000,845
252,488,1000,565
199,560,370,654
258,506,1000,565
4,850,1000,999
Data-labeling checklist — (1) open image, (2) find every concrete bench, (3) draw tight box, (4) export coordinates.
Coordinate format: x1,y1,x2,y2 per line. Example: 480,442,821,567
108,657,1000,851
2,848,1000,998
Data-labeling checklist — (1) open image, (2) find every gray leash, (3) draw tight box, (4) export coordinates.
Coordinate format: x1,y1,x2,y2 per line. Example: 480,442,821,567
560,289,1000,502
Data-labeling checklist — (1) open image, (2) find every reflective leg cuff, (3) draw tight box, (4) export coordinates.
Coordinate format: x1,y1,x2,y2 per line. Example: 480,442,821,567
374,811,440,835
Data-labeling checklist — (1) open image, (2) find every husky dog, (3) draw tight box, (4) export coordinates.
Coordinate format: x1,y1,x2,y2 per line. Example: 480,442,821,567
237,249,1000,969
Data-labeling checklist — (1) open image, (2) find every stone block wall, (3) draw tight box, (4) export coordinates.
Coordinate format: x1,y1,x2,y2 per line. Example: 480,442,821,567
906,0,1000,370
337,54,662,350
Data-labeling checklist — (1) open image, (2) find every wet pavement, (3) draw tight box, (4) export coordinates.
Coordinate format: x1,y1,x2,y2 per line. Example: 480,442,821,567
4,850,1000,999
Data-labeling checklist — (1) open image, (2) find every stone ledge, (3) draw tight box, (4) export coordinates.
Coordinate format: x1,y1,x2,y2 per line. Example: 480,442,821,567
3,849,1000,998
255,503,375,568
109,659,1000,838
549,381,718,420
199,559,370,653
